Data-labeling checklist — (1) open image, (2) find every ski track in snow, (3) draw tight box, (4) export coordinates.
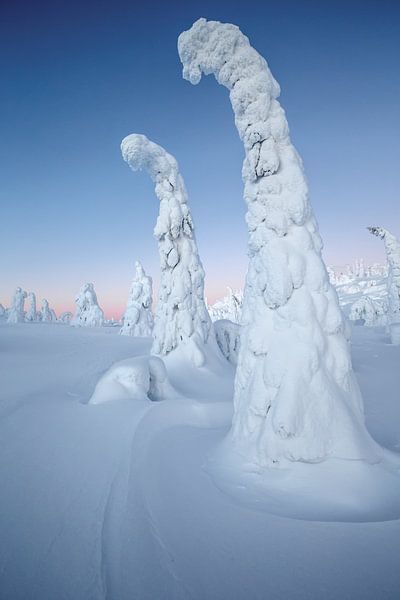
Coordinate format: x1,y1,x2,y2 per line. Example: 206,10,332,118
1,322,400,599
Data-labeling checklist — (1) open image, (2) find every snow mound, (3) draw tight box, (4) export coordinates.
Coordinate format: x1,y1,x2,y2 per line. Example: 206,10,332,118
89,355,178,405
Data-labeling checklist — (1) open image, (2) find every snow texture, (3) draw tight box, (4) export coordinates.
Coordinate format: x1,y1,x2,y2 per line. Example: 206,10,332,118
7,287,27,323
179,18,381,465
120,261,153,337
121,133,212,364
71,283,104,328
25,292,38,322
368,227,400,344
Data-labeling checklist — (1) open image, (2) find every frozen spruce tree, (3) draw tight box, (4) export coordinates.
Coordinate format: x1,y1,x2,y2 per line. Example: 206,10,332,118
179,18,380,465
121,134,212,365
368,226,400,344
120,261,153,337
25,292,38,322
7,287,27,323
41,299,53,322
71,283,104,327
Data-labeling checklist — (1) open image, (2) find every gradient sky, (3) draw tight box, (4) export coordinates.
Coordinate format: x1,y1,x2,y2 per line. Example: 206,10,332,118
1,0,399,318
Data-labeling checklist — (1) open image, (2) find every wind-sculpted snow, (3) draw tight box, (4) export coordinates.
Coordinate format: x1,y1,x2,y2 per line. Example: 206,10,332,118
120,261,153,337
121,134,212,365
179,18,381,466
7,287,27,323
368,227,400,344
71,283,104,328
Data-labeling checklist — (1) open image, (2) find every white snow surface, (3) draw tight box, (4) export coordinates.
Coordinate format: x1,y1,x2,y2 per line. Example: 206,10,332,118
121,134,213,365
1,322,400,599
71,283,104,328
120,261,153,337
178,18,380,466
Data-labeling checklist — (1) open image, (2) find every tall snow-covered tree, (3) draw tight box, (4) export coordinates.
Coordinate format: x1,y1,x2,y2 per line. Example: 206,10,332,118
179,18,380,465
121,134,212,365
41,299,53,322
120,261,153,337
7,287,27,323
71,283,104,327
368,226,400,344
25,292,38,322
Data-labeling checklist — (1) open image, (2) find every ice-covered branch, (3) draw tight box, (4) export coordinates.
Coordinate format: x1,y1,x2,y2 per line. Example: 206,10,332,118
368,226,400,343
179,18,380,465
121,134,212,364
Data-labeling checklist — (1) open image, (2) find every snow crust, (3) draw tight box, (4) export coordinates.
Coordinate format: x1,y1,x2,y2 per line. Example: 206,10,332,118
121,134,212,364
179,18,381,466
71,283,104,328
120,261,153,337
7,287,27,323
369,227,400,344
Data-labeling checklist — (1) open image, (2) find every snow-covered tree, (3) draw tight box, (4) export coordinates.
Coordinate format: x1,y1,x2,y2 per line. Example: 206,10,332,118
179,18,380,465
0,304,5,317
121,134,212,365
25,292,38,322
349,296,385,327
58,311,73,324
209,287,243,323
368,226,400,344
71,283,104,327
41,299,53,322
120,261,153,337
7,287,27,323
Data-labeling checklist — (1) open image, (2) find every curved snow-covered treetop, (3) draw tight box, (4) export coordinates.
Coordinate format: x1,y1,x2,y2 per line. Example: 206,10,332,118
121,134,212,364
368,227,400,344
179,18,381,466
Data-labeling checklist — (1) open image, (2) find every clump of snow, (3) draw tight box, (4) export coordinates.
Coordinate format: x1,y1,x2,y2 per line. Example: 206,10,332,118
71,283,104,328
89,355,178,404
120,261,153,337
121,133,212,364
368,227,400,344
7,287,27,323
179,18,381,466
214,319,241,365
25,292,38,322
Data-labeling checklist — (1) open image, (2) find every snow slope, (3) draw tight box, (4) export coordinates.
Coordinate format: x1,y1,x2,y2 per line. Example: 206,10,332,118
0,322,400,599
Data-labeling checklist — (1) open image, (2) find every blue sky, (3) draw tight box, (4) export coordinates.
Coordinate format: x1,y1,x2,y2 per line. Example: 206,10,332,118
1,0,399,316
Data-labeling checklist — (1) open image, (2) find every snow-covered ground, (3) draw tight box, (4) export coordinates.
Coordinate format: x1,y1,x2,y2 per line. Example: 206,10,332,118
0,320,399,599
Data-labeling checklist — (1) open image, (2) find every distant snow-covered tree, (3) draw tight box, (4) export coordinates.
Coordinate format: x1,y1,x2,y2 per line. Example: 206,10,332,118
71,283,104,327
349,296,384,327
7,287,27,323
0,304,5,317
25,292,38,322
368,226,400,344
58,311,73,324
120,261,153,337
179,18,380,465
41,299,54,322
121,134,212,365
209,287,243,323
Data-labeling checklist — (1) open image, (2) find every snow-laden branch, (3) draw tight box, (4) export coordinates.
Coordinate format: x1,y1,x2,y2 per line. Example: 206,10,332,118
120,261,153,337
368,227,400,344
121,134,212,364
179,18,380,465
